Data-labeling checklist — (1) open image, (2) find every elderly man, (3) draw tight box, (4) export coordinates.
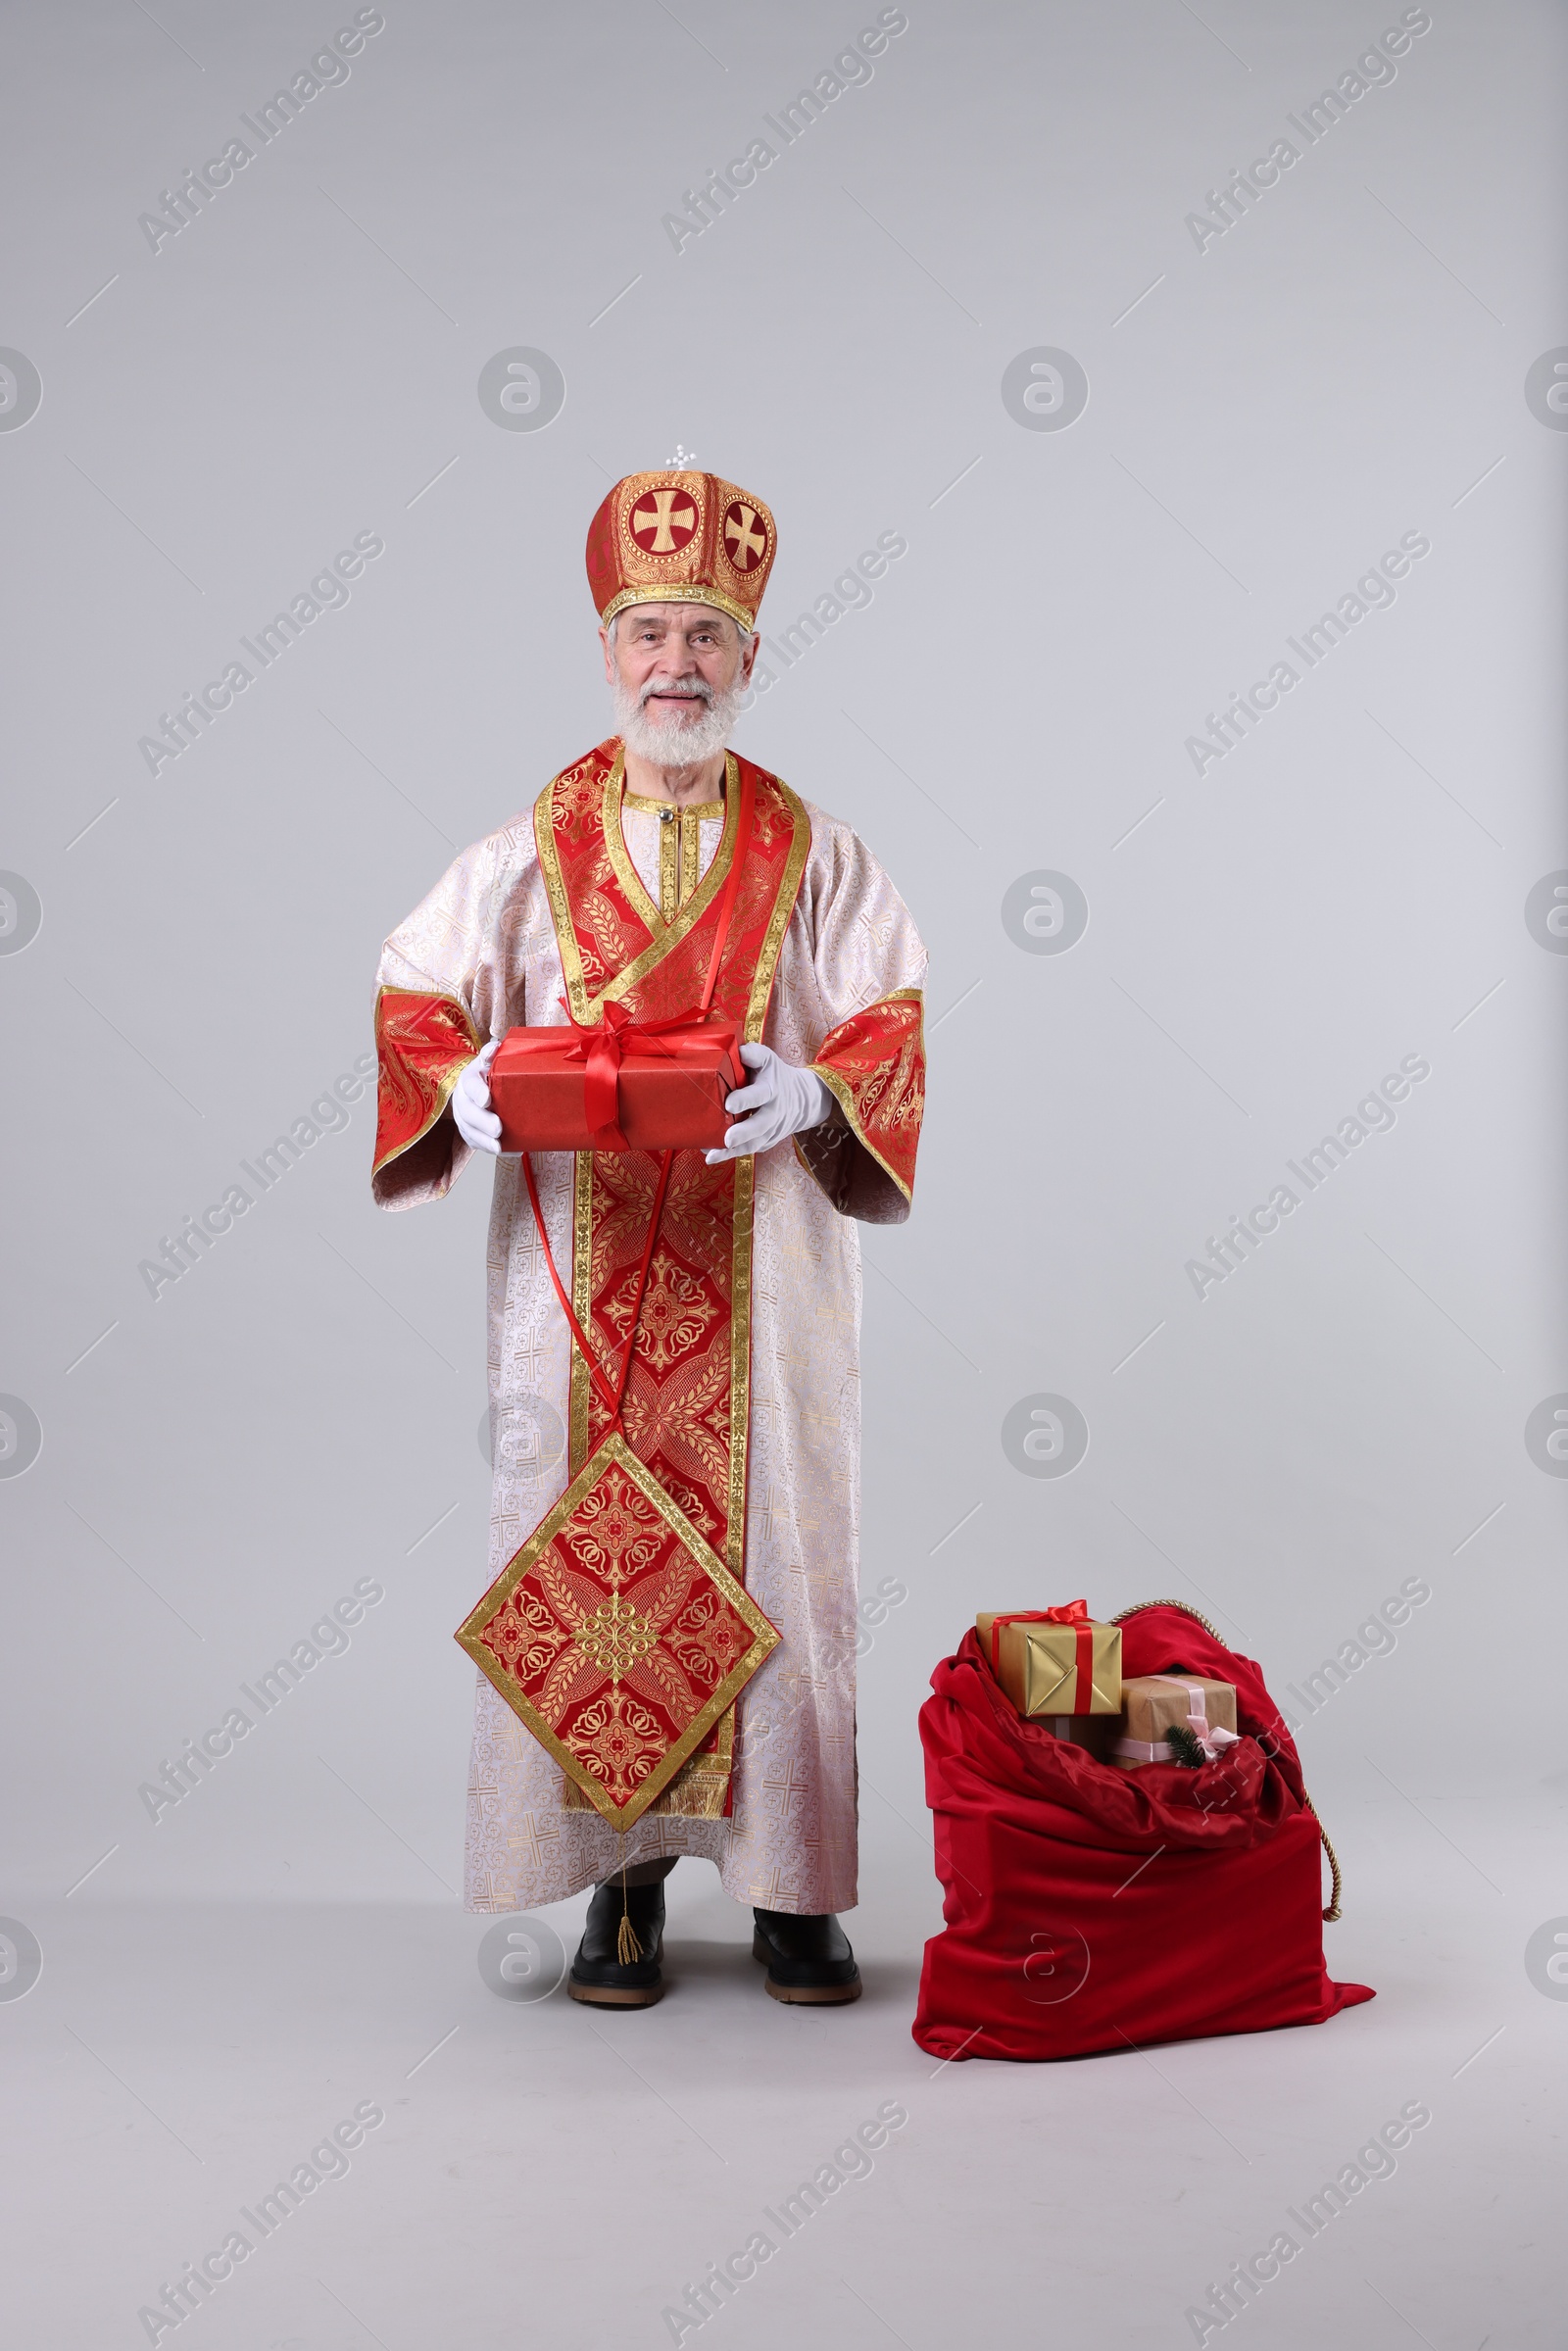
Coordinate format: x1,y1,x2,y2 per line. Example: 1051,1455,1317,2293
371,469,925,2006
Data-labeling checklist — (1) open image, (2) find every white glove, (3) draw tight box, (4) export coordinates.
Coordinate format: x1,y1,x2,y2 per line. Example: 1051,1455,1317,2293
705,1042,835,1165
452,1039,501,1155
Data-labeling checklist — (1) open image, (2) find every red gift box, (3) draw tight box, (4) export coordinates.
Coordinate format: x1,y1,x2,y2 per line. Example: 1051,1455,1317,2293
491,1008,744,1153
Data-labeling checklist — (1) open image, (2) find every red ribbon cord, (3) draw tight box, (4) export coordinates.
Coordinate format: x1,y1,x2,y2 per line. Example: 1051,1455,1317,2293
516,762,758,1432
989,1600,1096,1710
522,1148,674,1428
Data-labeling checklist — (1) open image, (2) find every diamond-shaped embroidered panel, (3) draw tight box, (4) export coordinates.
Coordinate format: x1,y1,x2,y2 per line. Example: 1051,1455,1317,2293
456,1433,779,1829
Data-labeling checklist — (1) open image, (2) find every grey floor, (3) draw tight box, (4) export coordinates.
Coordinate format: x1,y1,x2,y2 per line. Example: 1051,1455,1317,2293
9,1784,1555,2350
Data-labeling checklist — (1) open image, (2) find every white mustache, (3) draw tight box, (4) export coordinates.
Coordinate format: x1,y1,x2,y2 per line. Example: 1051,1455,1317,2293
639,680,712,708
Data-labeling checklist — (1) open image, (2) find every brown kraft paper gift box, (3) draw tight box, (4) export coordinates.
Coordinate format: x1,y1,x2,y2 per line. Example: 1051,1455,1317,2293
1111,1674,1238,1768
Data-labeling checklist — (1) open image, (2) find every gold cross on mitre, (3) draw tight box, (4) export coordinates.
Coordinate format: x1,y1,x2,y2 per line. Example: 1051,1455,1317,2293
725,503,765,567
630,486,697,551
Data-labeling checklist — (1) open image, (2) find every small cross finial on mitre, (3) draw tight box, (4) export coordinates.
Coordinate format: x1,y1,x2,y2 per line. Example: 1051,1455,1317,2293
665,443,698,466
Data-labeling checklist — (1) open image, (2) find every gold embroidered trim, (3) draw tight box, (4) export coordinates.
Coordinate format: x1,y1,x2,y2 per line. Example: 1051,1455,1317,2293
619,787,726,925
597,745,661,940
534,778,588,1020
621,789,724,818
725,1154,755,1573
807,986,925,1205
747,779,811,1043
679,806,704,914
456,1430,779,1832
569,1148,595,1478
600,584,756,631
372,983,481,1171
593,751,742,1004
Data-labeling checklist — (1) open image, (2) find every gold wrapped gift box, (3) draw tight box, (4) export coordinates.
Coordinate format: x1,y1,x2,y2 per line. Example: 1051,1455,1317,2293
1111,1674,1237,1768
976,1609,1122,1717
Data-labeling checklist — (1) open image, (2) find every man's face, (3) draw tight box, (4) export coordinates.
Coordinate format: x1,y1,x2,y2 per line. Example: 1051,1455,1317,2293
601,604,757,755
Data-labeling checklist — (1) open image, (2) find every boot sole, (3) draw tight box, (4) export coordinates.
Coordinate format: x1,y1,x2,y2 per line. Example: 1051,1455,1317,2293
762,1973,862,2005
753,1929,862,2003
568,1976,664,2008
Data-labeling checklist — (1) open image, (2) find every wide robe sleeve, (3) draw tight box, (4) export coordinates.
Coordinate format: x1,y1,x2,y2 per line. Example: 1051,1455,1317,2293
790,812,927,1226
371,830,521,1210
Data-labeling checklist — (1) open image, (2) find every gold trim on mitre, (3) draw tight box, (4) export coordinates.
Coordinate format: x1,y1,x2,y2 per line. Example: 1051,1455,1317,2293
601,584,758,632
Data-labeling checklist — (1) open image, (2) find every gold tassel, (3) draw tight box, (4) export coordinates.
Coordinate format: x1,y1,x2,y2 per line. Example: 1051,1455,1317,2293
616,1858,642,1966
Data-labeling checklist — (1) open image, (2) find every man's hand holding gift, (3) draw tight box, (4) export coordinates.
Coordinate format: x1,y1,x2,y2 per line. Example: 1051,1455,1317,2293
705,1043,835,1166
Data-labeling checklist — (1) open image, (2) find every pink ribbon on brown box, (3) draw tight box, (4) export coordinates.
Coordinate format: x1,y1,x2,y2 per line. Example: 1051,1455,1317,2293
1113,1679,1241,1765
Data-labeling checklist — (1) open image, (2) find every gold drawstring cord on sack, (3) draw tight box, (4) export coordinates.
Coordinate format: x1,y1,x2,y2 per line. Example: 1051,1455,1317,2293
1111,1599,1344,1923
615,1853,642,1966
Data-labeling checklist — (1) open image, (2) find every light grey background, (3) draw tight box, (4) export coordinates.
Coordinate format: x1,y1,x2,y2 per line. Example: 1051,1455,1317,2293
2,3,1563,2346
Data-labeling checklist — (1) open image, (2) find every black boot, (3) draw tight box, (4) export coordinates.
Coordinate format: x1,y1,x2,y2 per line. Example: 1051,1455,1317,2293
752,1909,862,2004
569,1877,666,2008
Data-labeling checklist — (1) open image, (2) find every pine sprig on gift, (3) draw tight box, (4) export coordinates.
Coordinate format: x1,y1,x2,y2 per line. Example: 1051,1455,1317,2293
1165,1723,1206,1769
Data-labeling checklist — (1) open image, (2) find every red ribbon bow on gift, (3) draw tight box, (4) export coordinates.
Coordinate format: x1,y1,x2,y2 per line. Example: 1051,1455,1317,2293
989,1599,1097,1711
556,998,718,1151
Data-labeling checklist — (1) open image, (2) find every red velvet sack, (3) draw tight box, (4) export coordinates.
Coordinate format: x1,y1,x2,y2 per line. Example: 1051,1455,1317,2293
911,1606,1373,2062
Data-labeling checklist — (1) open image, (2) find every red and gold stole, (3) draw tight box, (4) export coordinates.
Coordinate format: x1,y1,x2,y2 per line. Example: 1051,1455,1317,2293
535,740,808,1817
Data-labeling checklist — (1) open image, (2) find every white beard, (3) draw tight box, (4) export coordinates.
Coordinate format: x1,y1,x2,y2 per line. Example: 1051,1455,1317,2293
612,671,745,768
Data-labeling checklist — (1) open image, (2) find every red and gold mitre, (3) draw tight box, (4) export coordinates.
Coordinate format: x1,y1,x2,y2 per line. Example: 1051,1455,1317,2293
586,470,776,632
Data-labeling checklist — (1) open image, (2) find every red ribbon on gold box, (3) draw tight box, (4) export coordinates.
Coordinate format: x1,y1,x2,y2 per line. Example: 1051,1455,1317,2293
975,1601,1123,1716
